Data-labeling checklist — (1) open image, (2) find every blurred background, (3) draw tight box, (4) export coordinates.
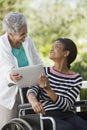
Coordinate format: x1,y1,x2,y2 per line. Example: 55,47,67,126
0,0,87,81
0,0,87,111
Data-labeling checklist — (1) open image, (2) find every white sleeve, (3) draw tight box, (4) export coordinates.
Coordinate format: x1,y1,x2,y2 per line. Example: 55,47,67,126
24,37,45,66
0,48,18,84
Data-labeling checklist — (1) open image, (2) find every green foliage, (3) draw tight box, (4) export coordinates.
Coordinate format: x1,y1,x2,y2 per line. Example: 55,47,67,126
72,61,87,80
72,42,87,80
0,0,87,79
80,88,87,111
80,88,87,100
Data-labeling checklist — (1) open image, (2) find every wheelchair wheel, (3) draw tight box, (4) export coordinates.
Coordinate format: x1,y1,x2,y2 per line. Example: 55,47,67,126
2,118,33,130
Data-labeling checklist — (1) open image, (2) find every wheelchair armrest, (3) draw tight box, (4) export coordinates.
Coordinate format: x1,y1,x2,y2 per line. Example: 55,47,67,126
18,103,32,109
18,103,35,116
18,104,56,130
74,100,87,107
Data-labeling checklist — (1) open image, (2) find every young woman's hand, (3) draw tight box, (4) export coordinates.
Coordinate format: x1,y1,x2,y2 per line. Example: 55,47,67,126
39,74,50,89
31,101,45,114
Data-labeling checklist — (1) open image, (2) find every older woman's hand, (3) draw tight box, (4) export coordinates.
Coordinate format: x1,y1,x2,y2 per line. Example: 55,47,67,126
10,73,23,82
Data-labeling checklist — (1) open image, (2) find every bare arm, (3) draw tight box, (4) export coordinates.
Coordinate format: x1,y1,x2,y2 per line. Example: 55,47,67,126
27,92,45,114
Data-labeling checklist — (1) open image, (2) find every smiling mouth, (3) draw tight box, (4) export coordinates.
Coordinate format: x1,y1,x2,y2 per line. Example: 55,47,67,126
50,52,54,54
21,38,25,42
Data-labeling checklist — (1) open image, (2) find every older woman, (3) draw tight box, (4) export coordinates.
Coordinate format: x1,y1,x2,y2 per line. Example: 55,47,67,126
27,38,87,130
0,12,44,129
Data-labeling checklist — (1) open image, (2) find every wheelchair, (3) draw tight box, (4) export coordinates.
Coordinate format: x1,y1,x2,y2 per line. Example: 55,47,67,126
2,87,87,130
1,88,56,130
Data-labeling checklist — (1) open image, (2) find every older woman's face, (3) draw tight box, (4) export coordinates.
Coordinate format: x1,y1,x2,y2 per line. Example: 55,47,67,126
11,25,27,44
49,40,69,61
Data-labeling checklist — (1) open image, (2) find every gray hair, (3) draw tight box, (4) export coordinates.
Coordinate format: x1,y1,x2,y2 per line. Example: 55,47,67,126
2,12,27,34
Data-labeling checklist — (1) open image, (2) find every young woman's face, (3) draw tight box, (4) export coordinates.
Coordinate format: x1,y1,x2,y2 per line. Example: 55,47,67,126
11,25,28,44
49,40,69,61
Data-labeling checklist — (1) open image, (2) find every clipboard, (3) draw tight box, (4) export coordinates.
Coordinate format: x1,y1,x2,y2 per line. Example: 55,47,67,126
11,64,45,88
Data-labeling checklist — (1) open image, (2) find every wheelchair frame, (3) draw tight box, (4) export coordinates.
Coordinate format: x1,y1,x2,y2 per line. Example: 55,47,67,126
2,87,87,130
2,88,56,130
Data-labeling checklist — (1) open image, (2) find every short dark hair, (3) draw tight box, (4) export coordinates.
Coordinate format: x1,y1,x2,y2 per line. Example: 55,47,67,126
55,38,77,68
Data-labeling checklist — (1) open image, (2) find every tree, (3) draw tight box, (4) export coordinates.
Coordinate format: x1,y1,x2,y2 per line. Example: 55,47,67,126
0,0,87,79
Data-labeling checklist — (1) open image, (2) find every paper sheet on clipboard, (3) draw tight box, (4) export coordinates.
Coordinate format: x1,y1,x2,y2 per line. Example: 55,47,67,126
11,64,45,88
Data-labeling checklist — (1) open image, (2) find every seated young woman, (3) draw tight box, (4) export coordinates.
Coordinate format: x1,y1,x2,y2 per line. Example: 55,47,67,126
27,38,87,130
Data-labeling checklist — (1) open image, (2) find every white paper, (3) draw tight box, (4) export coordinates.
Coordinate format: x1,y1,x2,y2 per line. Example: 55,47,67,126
11,64,45,88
